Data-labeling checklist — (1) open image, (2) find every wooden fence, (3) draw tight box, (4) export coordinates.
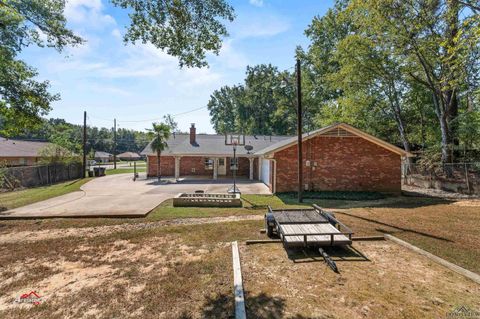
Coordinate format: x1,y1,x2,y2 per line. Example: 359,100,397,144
1,163,83,189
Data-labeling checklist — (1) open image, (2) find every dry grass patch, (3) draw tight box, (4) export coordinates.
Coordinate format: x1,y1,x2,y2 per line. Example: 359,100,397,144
241,241,480,319
0,220,263,318
334,202,480,274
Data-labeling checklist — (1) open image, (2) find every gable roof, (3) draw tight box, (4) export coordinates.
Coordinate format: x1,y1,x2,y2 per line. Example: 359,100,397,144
141,133,291,156
0,137,51,157
117,151,141,158
95,151,112,158
257,123,413,157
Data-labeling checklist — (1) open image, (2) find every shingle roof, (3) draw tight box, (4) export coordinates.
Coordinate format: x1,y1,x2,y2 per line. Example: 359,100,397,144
117,151,141,158
0,137,51,157
141,123,412,157
141,133,291,156
95,151,112,158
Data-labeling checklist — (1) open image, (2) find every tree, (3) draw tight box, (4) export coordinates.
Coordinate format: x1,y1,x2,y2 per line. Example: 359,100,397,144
111,0,235,68
0,0,82,136
207,64,299,135
1,0,235,136
348,0,480,163
163,114,178,132
148,123,170,182
207,85,245,134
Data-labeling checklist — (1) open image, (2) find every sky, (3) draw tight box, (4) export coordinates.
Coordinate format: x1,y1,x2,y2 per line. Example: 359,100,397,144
21,0,334,134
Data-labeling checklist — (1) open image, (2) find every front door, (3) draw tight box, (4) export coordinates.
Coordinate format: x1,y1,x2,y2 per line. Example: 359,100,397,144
218,158,226,175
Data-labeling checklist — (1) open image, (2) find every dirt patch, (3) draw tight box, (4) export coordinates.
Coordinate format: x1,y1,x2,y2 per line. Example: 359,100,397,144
451,200,480,207
0,214,262,245
241,241,480,318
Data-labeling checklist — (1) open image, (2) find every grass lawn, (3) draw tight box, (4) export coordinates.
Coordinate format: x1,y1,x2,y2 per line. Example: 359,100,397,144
1,186,479,274
0,178,93,211
0,191,479,317
105,167,146,175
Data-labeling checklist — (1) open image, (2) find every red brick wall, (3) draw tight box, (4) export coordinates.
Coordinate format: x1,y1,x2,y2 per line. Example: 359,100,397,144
273,136,401,193
147,155,175,177
147,155,258,178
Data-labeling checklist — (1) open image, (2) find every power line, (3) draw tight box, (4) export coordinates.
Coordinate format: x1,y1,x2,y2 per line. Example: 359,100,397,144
88,105,208,124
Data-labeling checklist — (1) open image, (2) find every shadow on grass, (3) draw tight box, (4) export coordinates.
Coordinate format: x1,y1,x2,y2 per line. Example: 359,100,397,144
277,194,452,209
286,245,370,264
337,212,454,242
179,292,319,319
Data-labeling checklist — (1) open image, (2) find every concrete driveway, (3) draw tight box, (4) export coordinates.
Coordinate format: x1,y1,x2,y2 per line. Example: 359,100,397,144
0,175,271,219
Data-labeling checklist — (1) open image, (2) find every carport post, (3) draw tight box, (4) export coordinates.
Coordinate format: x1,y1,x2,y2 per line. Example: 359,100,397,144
213,158,218,180
174,156,181,180
249,158,254,180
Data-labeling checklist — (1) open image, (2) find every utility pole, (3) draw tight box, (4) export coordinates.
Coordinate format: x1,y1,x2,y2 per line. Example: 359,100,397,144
296,58,303,203
83,111,87,178
113,118,117,170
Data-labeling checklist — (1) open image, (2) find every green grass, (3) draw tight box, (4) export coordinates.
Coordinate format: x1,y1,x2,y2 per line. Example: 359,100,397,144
0,178,93,211
146,198,263,221
105,168,146,175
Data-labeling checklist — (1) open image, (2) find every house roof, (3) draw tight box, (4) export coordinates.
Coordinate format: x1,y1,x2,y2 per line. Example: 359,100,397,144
140,123,413,158
141,133,291,156
0,137,51,158
95,151,112,158
117,151,141,158
257,123,413,157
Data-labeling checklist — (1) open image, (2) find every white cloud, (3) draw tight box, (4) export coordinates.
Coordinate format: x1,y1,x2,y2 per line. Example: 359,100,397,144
233,13,290,38
64,0,116,28
249,0,264,7
111,28,122,39
211,39,249,70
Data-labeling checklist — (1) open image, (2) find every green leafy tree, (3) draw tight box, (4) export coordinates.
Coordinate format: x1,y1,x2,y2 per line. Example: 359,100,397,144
1,0,234,136
0,0,82,136
148,122,170,181
112,0,235,68
347,0,480,163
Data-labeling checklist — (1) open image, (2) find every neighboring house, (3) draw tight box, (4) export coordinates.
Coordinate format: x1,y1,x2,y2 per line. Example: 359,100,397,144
94,151,113,163
0,137,50,166
117,151,141,161
141,123,412,193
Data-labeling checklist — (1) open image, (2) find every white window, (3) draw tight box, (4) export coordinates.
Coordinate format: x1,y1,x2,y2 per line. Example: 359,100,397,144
19,158,27,166
230,158,238,170
204,158,214,170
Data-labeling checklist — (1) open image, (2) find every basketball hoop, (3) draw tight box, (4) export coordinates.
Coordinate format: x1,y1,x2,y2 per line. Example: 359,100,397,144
225,133,245,194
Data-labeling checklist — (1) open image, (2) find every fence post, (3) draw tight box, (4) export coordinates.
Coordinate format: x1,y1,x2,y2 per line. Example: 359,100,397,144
464,163,471,194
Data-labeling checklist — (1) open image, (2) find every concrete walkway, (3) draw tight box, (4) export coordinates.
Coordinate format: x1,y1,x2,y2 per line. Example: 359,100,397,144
0,174,271,219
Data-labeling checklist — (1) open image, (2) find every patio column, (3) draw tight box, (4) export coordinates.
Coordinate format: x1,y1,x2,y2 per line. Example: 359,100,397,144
213,158,218,180
174,156,181,180
249,158,254,180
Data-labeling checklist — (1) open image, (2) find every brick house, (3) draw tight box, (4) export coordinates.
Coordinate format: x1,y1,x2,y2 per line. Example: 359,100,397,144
0,137,51,167
141,123,412,193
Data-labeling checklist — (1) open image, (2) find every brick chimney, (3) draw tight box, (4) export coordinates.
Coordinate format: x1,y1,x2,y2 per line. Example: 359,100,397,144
190,123,196,145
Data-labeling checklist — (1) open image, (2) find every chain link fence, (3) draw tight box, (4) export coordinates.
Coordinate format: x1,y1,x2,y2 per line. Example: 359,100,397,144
1,163,83,190
402,162,480,195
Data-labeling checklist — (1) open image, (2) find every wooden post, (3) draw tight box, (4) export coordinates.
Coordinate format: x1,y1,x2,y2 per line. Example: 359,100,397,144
231,241,246,319
82,111,87,178
464,163,470,194
296,58,303,203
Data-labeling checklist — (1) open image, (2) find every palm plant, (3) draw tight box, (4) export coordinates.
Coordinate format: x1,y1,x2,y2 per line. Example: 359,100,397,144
148,123,171,182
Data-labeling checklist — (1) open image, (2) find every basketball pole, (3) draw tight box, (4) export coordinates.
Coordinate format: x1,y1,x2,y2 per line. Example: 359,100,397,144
233,143,237,194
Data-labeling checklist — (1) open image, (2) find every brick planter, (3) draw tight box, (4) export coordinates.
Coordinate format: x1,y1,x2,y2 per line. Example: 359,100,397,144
173,193,242,207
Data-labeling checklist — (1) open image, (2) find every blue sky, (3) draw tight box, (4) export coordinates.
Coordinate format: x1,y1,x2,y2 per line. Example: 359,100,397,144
22,0,334,133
